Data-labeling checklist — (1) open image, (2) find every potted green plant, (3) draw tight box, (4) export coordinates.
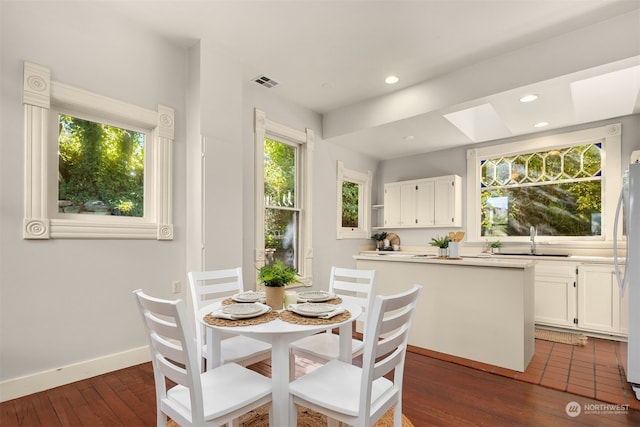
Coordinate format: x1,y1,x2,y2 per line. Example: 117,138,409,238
430,235,451,257
489,240,502,254
372,231,388,250
258,260,299,309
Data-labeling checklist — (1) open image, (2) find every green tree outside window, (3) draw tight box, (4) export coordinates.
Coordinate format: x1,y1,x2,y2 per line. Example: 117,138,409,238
58,114,145,216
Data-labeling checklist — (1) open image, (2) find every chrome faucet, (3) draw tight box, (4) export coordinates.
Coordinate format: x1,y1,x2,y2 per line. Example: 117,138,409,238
529,226,537,255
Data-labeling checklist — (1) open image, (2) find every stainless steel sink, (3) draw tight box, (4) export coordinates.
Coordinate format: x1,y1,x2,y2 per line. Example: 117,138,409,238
496,253,571,257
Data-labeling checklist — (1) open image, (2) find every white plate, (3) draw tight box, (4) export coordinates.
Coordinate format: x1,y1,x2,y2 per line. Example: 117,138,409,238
291,303,335,316
214,303,270,319
297,291,334,302
223,303,262,316
232,291,266,303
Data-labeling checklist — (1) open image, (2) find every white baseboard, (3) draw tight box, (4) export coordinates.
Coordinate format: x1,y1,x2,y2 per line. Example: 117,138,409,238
0,346,151,402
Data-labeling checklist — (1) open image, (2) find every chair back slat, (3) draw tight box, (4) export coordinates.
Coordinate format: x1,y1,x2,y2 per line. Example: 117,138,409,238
373,347,404,380
374,329,407,360
331,279,372,295
156,353,191,386
150,333,188,366
378,308,413,336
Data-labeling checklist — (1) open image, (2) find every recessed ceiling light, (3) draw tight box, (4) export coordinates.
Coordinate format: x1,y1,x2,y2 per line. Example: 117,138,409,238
403,135,415,141
520,94,538,103
533,121,549,128
385,75,399,84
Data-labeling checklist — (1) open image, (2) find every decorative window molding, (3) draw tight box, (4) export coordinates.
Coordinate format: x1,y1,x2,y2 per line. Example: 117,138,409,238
466,123,622,243
254,109,314,287
22,61,174,239
336,161,372,239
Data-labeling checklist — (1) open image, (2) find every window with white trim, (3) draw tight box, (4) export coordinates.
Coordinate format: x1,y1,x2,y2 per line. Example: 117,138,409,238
336,161,371,239
22,61,174,240
466,124,622,242
254,109,313,286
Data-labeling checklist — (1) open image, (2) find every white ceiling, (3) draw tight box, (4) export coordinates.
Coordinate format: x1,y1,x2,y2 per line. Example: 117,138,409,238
103,0,640,160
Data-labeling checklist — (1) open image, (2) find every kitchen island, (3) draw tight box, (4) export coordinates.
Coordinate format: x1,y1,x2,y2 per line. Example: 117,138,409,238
355,253,536,372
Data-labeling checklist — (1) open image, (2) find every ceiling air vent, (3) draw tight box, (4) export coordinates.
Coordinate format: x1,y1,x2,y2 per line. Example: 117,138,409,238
253,75,279,89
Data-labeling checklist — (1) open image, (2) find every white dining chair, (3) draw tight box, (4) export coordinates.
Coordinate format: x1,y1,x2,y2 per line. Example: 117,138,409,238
188,268,271,369
133,289,272,427
289,267,376,377
288,284,423,427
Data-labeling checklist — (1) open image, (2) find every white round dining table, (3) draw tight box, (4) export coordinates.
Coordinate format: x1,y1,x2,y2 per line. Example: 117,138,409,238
198,300,362,427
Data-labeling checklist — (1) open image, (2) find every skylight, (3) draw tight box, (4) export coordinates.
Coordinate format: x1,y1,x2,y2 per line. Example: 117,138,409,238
443,103,512,142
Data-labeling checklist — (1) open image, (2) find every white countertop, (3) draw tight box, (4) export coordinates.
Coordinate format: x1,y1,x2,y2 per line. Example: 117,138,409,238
355,251,624,266
354,252,535,268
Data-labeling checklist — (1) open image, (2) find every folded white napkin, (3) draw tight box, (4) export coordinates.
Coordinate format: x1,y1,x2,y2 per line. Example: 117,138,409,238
318,307,346,319
210,311,237,320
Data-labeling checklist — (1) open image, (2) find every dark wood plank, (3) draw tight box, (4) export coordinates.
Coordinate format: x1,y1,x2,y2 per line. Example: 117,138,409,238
11,397,40,426
75,381,121,426
104,365,156,425
30,392,62,427
46,387,82,427
0,401,19,427
91,374,147,426
61,380,106,426
1,351,639,426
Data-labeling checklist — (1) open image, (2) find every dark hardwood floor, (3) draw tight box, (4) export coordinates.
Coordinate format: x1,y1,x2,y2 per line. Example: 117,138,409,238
2,350,639,426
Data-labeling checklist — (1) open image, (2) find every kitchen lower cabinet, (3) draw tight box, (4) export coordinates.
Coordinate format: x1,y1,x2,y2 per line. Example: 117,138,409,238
577,264,626,335
535,262,578,329
534,260,627,337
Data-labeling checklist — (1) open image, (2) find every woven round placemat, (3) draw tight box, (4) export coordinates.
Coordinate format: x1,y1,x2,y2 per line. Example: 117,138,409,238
203,310,278,327
279,309,351,325
222,297,265,306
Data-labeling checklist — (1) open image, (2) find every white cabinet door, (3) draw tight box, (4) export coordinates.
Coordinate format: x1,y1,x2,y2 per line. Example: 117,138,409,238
400,183,417,226
383,184,401,227
415,180,435,226
434,176,462,226
577,264,623,334
535,262,577,328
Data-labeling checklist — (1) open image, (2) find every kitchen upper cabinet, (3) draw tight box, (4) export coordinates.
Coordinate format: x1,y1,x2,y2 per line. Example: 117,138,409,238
383,175,461,228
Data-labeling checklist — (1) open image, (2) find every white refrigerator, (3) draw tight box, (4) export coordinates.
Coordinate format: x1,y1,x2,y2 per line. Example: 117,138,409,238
615,161,640,400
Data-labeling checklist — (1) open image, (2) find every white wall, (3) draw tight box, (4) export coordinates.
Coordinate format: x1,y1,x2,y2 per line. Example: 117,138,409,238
241,84,379,290
378,115,640,249
0,3,188,399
